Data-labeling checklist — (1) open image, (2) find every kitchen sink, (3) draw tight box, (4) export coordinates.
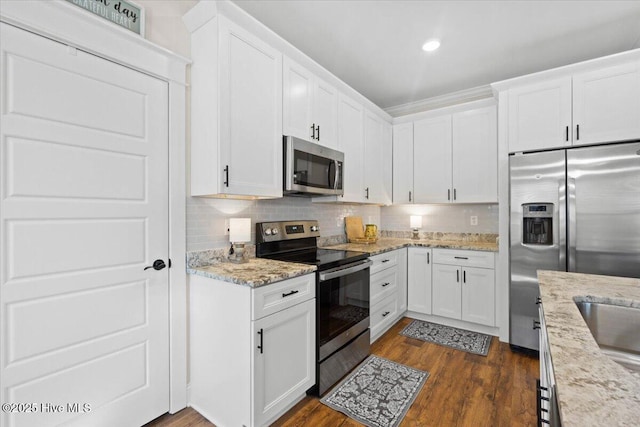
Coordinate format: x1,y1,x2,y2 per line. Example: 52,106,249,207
575,301,640,374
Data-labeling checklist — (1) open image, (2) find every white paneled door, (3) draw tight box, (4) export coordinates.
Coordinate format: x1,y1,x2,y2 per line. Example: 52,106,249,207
0,23,169,427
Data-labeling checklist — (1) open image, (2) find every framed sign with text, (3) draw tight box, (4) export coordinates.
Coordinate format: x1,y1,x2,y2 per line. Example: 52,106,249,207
64,0,145,36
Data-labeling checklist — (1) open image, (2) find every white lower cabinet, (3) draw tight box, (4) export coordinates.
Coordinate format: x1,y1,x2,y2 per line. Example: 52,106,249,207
461,266,495,326
432,264,461,319
397,247,408,313
431,249,495,327
407,247,432,314
189,274,316,427
252,299,316,426
369,249,407,342
370,293,399,339
538,303,560,426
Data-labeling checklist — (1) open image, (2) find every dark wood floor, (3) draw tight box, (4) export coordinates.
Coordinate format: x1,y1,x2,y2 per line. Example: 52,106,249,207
147,317,539,427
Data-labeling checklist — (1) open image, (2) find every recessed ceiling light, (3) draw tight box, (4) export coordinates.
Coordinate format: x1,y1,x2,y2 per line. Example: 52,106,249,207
422,39,441,52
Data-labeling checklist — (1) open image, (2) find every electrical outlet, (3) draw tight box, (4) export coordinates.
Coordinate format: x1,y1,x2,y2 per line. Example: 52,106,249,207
470,216,478,226
224,219,230,235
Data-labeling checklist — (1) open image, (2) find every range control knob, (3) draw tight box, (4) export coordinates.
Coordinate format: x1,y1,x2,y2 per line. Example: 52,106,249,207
310,225,319,232
264,228,273,236
272,228,279,235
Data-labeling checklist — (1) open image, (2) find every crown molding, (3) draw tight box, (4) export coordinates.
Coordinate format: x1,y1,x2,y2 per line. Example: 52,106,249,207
384,85,494,118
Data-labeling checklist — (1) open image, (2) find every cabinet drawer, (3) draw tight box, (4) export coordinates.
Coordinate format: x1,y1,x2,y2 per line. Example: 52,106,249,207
252,274,315,320
370,293,398,338
432,249,494,269
369,250,398,274
370,267,397,306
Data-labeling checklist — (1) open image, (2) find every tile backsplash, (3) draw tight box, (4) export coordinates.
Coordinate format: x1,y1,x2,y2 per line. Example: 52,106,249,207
380,204,498,234
186,196,499,252
186,196,380,252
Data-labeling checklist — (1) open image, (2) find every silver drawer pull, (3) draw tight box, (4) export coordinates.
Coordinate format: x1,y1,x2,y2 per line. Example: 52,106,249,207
282,290,299,298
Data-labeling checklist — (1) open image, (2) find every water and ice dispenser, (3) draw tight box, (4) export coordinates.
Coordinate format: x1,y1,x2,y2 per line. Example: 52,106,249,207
522,203,553,245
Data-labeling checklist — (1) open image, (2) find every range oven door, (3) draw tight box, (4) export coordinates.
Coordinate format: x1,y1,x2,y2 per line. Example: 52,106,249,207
317,260,371,361
284,135,344,196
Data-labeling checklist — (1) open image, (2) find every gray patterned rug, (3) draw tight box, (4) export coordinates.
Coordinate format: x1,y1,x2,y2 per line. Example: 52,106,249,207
320,355,429,427
400,320,492,356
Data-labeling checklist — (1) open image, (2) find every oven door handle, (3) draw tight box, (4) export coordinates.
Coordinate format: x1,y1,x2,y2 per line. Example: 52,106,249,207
319,259,372,281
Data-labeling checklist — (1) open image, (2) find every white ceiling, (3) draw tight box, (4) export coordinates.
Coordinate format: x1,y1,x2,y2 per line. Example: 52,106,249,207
231,0,640,112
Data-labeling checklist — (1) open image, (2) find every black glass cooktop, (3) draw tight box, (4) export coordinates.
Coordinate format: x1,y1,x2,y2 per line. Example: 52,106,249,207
261,248,369,271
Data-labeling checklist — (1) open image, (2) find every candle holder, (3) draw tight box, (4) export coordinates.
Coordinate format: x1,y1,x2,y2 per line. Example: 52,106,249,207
228,218,251,263
410,215,422,240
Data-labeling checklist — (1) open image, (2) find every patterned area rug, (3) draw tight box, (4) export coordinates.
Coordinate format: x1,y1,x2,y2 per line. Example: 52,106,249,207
400,320,492,356
320,355,429,427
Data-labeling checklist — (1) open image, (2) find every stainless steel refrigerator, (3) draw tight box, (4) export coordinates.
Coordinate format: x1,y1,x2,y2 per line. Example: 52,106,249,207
509,141,640,351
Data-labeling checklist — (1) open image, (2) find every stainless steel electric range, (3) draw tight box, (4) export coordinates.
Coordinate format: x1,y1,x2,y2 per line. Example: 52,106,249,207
256,220,371,395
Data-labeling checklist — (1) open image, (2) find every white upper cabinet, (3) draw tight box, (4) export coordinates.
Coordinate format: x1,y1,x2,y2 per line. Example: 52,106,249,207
283,56,338,148
508,78,572,153
413,115,452,203
507,61,640,153
190,16,282,198
337,93,366,203
412,104,497,204
314,79,339,148
452,106,498,203
282,58,314,141
317,96,392,205
392,123,414,204
364,110,393,205
573,62,640,145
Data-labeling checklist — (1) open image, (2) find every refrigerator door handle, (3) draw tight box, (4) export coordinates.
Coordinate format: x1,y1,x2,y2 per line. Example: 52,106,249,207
558,178,567,272
566,177,576,272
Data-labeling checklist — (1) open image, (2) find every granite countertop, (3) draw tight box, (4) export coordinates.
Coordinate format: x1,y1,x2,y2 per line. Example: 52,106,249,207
322,237,498,255
537,270,640,426
187,258,316,287
186,236,496,287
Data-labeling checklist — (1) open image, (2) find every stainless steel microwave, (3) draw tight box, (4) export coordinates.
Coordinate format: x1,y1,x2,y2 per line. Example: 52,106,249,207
284,136,344,196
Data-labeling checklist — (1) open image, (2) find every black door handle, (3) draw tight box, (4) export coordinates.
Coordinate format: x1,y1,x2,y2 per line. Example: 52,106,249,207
533,320,541,330
144,259,167,271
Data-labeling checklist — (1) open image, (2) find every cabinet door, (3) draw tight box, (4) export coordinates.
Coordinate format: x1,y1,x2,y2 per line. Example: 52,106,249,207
452,106,497,203
413,115,452,203
432,264,461,319
282,57,314,142
219,18,282,198
573,62,640,146
253,299,315,426
364,110,386,204
507,77,572,153
407,247,432,314
461,267,495,326
337,93,365,203
396,248,408,314
381,120,393,205
392,123,414,204
314,78,339,148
